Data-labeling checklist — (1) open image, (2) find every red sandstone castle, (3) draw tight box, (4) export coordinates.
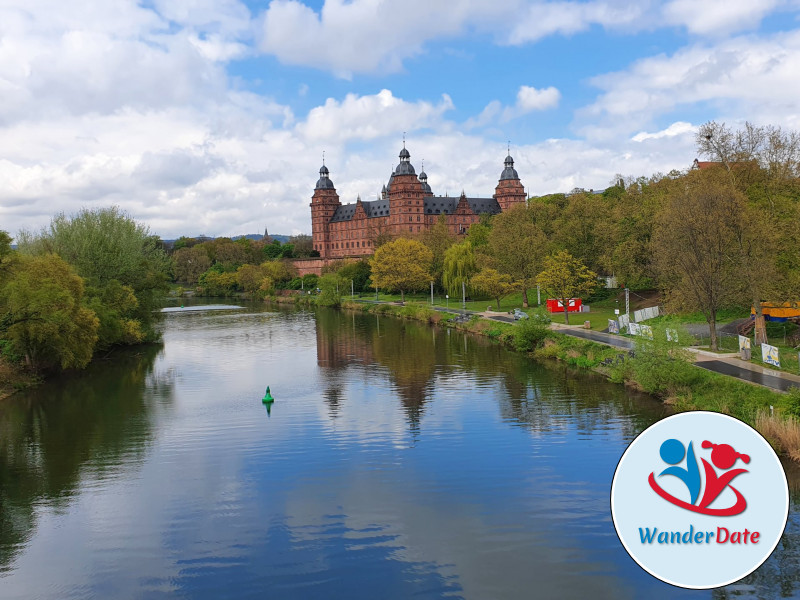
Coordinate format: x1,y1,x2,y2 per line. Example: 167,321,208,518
310,145,527,259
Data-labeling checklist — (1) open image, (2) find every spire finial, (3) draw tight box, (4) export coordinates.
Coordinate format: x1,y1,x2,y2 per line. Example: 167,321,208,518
508,140,510,154
403,131,406,148
322,150,325,166
421,159,424,170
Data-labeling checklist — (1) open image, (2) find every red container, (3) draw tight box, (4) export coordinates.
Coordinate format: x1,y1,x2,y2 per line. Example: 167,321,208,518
546,298,582,313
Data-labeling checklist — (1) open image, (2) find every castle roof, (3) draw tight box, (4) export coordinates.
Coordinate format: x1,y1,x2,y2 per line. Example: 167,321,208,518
500,154,519,181
327,194,500,223
315,163,335,189
424,196,501,216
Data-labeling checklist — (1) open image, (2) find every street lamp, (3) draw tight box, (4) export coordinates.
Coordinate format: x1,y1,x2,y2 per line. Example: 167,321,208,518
446,294,449,310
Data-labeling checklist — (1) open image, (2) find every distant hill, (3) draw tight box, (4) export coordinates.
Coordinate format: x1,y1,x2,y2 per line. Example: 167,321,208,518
232,233,291,243
162,234,293,244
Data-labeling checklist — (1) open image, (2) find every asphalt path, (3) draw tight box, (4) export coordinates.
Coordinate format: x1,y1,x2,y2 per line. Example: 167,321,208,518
695,360,800,392
556,327,635,349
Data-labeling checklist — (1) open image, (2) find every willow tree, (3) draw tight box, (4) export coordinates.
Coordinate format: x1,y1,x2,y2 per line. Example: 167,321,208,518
442,241,477,298
0,254,99,370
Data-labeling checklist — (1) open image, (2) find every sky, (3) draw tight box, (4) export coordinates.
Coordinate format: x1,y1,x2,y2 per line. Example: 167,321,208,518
2,0,800,239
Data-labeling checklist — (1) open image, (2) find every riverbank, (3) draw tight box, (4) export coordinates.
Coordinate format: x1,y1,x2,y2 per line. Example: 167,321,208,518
321,299,800,461
0,357,39,402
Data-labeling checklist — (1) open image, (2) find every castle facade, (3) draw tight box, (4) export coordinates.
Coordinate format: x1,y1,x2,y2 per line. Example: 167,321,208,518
310,146,526,259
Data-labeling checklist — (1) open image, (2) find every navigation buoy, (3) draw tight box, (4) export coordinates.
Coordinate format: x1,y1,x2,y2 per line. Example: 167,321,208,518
262,386,275,403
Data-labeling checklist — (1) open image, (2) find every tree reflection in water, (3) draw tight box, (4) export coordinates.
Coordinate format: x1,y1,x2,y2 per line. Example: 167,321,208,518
0,344,174,571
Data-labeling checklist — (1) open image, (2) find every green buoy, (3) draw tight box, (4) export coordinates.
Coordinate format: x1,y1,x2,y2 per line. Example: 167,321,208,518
262,386,275,403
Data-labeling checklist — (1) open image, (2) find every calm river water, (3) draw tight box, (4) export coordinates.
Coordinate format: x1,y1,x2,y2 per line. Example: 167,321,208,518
1,302,799,599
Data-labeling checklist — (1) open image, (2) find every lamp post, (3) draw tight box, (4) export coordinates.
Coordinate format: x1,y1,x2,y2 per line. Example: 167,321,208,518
462,281,466,311
430,281,434,305
446,294,449,310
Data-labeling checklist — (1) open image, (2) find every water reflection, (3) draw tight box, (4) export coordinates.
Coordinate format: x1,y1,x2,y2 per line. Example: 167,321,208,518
1,304,799,599
0,344,172,572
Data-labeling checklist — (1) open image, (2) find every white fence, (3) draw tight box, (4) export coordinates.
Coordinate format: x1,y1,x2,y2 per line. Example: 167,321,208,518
633,305,661,323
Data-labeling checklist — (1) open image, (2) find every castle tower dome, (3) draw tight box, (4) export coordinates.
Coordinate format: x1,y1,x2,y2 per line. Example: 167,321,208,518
494,150,525,211
316,163,335,189
395,144,416,175
419,160,432,194
500,154,519,180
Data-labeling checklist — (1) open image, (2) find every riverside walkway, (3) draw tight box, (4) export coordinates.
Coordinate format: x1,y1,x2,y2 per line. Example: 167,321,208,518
352,300,800,393
550,323,800,393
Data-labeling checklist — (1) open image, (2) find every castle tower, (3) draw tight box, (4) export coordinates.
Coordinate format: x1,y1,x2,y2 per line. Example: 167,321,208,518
310,163,340,258
388,144,425,234
494,153,526,211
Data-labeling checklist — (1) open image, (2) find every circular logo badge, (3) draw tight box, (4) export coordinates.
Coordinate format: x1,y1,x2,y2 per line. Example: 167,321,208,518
611,411,789,589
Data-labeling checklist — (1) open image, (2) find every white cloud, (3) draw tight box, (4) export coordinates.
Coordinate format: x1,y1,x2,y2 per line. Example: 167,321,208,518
466,85,560,129
632,121,696,142
582,29,800,138
254,1,794,77
258,0,494,78
295,89,454,143
506,1,649,45
515,85,561,112
662,0,786,36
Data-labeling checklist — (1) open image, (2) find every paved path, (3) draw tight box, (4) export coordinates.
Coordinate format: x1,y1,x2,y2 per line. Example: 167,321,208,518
551,324,800,392
352,300,800,392
550,324,635,349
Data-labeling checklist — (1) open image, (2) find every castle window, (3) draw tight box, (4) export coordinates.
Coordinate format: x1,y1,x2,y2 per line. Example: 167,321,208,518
417,216,420,221
409,226,412,232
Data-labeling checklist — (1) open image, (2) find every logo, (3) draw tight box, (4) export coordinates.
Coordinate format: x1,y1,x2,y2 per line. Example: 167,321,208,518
611,412,789,589
648,439,750,516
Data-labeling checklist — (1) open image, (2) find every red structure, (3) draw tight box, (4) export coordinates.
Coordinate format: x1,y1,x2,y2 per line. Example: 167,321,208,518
310,145,527,259
546,298,583,313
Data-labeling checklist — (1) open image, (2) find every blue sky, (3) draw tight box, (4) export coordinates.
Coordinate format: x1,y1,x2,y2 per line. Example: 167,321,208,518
2,0,800,238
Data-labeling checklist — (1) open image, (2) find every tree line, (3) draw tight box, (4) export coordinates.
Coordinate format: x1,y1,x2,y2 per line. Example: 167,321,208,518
322,121,800,347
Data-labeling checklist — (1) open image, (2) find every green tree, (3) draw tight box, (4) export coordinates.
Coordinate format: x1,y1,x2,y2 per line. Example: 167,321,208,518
471,267,514,310
370,238,433,302
17,207,170,343
237,264,269,295
197,271,239,297
0,254,99,370
336,259,372,293
487,205,548,307
537,250,597,325
442,241,477,297
317,273,344,307
420,214,455,288
173,246,212,284
652,170,744,350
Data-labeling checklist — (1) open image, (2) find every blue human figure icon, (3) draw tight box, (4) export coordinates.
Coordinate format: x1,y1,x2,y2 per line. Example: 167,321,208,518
658,439,701,505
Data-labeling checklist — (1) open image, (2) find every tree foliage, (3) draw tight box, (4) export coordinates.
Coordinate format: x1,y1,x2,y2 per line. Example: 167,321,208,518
487,205,548,307
537,250,597,325
471,267,514,310
0,254,99,370
17,207,170,345
370,238,433,302
652,170,745,350
442,241,477,297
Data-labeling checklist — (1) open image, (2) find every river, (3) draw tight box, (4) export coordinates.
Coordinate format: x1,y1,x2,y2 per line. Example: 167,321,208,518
0,302,798,599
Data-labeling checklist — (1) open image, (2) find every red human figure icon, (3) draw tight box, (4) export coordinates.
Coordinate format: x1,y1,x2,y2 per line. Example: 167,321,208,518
698,441,750,512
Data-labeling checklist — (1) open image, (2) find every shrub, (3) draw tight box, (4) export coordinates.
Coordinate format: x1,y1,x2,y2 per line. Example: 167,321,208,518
513,317,551,352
